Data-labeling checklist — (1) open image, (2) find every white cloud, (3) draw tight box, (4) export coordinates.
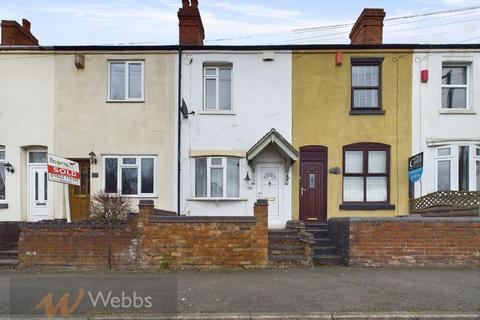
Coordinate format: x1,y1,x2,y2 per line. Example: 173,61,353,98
211,1,303,21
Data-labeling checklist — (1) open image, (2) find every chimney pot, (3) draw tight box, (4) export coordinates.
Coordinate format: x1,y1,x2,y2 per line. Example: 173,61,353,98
22,19,31,31
349,8,386,45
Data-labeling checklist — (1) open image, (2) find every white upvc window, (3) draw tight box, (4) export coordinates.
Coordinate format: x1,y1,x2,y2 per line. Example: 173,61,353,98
203,64,232,111
435,144,480,191
441,64,468,109
0,146,5,201
108,61,144,102
103,155,155,196
194,157,240,199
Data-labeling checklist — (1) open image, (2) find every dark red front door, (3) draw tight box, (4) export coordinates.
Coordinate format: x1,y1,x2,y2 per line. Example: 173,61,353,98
300,146,327,222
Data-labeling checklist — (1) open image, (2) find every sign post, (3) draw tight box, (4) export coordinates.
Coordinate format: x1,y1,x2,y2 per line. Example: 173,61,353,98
408,152,424,183
47,154,81,222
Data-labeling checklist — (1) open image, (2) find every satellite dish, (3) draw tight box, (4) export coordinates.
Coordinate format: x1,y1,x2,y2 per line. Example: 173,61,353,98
180,99,195,119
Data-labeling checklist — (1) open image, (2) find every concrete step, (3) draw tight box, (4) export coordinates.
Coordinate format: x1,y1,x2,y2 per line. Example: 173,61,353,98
269,254,309,264
311,238,334,246
313,246,338,255
268,234,300,241
0,249,19,259
268,229,297,236
0,258,19,267
269,244,305,256
313,255,343,266
309,230,329,239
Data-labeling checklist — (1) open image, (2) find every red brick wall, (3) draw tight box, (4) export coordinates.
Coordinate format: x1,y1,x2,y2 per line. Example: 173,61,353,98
177,0,204,46
345,218,480,267
137,200,268,269
1,19,39,46
349,9,385,45
18,201,268,270
0,222,20,250
19,219,138,270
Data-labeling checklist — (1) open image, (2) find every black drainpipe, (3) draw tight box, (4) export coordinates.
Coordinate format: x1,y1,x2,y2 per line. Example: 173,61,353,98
177,46,182,215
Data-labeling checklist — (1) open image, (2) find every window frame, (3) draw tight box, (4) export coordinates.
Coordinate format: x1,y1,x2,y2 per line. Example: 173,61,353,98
102,155,156,197
202,63,233,112
350,57,384,115
475,146,480,191
441,64,469,110
0,146,5,202
194,156,241,199
341,142,392,209
107,60,145,102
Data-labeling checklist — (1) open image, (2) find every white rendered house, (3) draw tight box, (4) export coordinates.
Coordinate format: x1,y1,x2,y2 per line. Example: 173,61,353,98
179,49,295,228
412,47,480,197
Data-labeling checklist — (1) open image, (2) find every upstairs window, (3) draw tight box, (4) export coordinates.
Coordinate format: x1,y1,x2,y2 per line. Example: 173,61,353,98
195,157,240,198
351,57,384,114
441,65,468,109
108,61,144,101
203,64,232,111
103,156,155,196
0,146,5,201
343,143,390,204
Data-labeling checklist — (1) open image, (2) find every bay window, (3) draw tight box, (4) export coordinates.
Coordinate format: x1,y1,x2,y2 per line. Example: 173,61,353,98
108,61,144,101
441,65,468,109
203,64,232,111
195,157,240,198
103,156,155,196
436,145,480,191
0,146,5,201
342,143,392,208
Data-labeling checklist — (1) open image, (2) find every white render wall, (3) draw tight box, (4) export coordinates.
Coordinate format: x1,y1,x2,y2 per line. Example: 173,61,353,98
179,50,292,226
412,49,480,196
0,53,56,221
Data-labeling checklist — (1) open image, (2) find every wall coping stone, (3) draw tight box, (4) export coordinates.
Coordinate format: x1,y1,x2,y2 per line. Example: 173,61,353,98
149,215,256,223
21,220,129,229
329,216,480,223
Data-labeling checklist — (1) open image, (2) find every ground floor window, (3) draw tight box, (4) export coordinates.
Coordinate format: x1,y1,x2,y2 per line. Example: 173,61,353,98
0,146,5,200
103,156,155,196
435,144,480,191
343,143,390,204
195,157,240,198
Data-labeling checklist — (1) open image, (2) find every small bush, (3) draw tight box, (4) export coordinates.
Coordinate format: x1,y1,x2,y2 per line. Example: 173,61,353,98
90,190,132,223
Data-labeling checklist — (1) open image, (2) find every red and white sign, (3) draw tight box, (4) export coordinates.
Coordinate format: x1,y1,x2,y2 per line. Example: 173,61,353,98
47,154,81,186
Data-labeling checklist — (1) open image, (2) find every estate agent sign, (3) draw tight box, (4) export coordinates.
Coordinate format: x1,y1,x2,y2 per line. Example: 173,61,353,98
47,154,81,186
408,152,423,183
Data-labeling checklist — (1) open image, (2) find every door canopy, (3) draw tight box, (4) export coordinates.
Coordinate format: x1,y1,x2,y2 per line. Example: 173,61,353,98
246,128,299,185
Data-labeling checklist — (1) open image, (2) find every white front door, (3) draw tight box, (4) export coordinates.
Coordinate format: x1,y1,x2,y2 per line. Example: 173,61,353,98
257,164,283,225
28,165,48,221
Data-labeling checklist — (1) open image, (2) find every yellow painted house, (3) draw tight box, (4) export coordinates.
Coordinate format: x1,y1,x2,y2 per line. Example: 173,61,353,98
291,10,413,222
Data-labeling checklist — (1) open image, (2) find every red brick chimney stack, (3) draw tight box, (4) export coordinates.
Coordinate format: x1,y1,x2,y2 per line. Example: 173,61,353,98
1,18,39,46
178,0,205,46
349,8,386,45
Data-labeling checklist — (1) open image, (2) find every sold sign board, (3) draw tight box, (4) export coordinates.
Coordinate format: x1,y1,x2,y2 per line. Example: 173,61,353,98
408,152,423,183
47,154,81,186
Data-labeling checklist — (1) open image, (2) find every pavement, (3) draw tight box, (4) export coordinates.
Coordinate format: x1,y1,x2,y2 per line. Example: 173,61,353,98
0,266,479,319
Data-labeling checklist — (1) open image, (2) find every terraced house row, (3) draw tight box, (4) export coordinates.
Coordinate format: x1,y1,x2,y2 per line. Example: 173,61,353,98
1,1,479,229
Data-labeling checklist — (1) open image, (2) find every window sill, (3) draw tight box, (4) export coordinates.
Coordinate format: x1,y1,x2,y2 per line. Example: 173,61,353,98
198,111,236,116
349,109,385,115
187,198,248,202
339,203,395,210
0,203,8,209
105,194,157,198
439,109,476,115
106,100,145,103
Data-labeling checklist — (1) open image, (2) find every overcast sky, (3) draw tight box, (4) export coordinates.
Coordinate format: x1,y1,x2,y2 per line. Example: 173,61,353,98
1,0,479,45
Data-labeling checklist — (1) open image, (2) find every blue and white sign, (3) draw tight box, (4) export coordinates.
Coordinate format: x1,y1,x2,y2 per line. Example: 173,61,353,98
408,152,423,183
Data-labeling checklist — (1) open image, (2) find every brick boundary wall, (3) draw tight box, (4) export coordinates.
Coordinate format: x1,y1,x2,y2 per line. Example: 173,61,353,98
137,200,268,269
18,200,268,270
0,222,20,250
19,218,138,270
329,217,480,267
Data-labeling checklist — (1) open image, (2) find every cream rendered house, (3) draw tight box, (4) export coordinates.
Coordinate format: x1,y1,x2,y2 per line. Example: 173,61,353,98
1,20,178,221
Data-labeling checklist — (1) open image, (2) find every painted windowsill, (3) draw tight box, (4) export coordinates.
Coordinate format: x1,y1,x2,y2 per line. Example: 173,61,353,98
105,193,157,198
339,203,396,210
106,100,145,103
349,108,385,116
187,198,248,202
0,203,8,209
198,110,236,116
439,109,476,115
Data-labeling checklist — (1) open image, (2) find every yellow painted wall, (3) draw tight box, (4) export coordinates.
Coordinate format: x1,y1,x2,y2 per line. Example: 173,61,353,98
292,50,412,219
